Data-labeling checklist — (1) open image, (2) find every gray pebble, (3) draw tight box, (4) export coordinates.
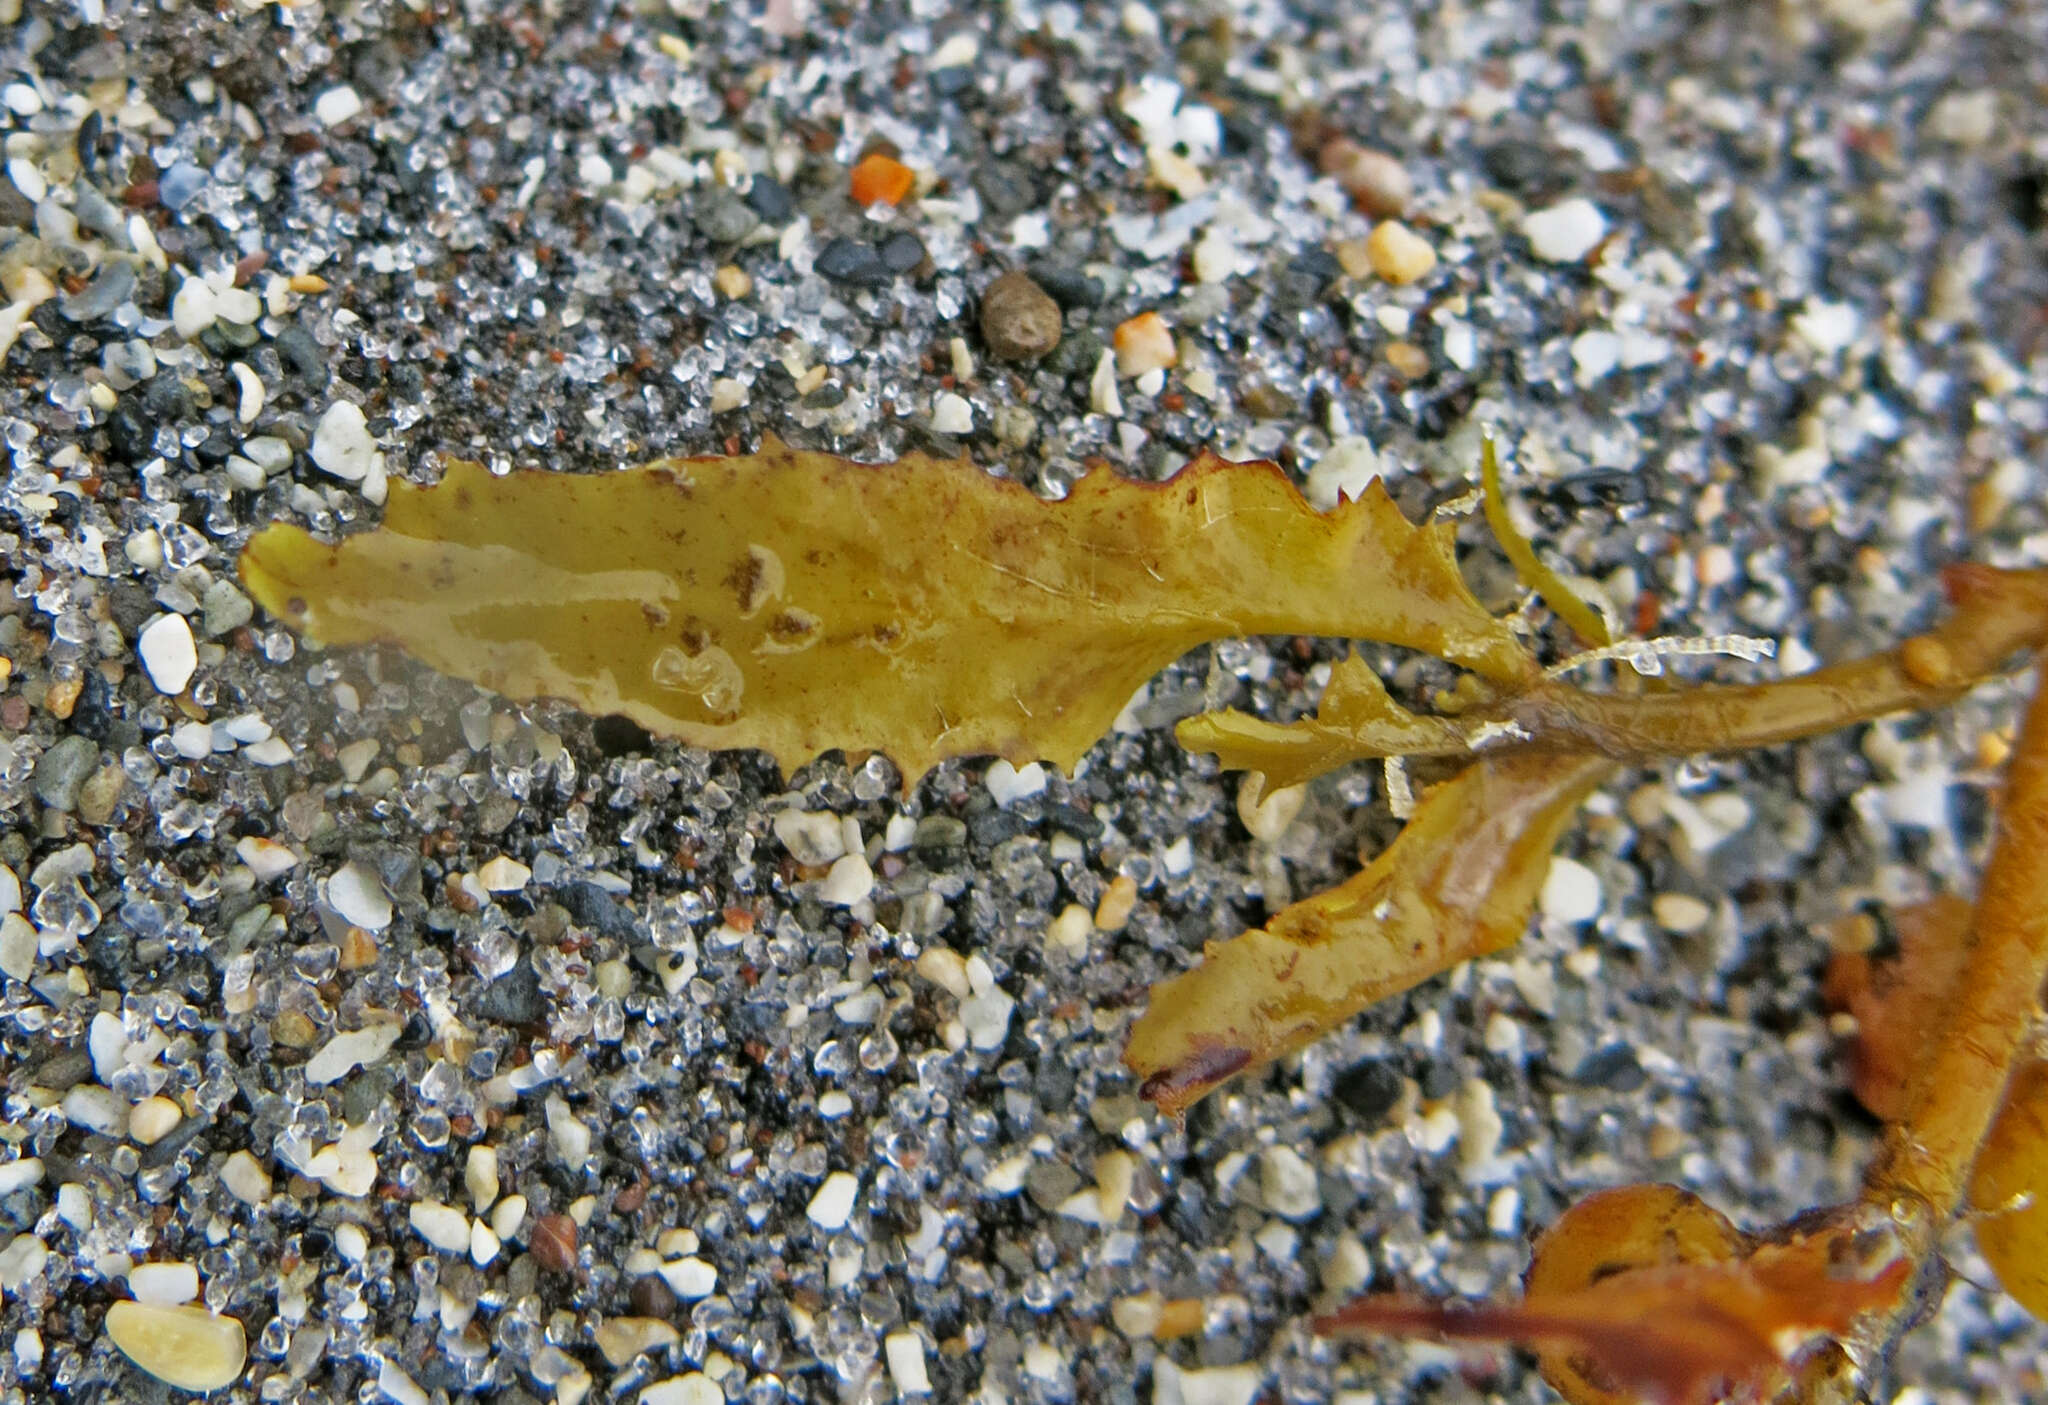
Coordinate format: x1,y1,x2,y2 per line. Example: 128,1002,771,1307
157,163,206,211
34,735,99,812
58,261,135,323
692,188,760,245
201,579,255,638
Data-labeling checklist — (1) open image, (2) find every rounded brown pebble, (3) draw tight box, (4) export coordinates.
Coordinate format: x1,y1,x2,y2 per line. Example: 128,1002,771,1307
530,1213,579,1274
979,271,1062,362
629,1273,677,1319
1318,138,1413,218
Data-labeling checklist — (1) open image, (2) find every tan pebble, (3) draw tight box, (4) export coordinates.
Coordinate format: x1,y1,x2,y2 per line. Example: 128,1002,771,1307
271,1011,317,1048
288,273,329,294
1382,340,1430,380
1110,1292,1162,1338
979,271,1062,362
1365,220,1437,285
1695,543,1736,589
793,364,828,395
44,673,80,719
104,1301,247,1393
1236,774,1303,843
1093,1150,1136,1220
1650,893,1712,935
915,946,971,999
1240,380,1295,419
1647,1122,1686,1160
1899,634,1955,689
1094,873,1138,932
1334,237,1374,279
129,1095,183,1146
77,764,126,826
338,926,379,970
1152,1297,1205,1339
1829,911,1880,956
712,264,752,300
1977,729,2013,771
1113,310,1177,378
1968,476,2007,534
594,1316,680,1367
1318,138,1413,217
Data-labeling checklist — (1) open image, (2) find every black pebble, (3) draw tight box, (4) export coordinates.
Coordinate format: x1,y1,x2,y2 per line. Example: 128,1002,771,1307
744,176,794,222
1043,802,1103,841
1573,1042,1648,1093
1026,262,1102,308
106,405,155,463
560,881,641,941
193,426,236,465
1333,1058,1405,1123
591,713,653,755
473,957,545,1025
815,236,892,287
972,162,1041,217
878,230,926,274
1481,138,1570,199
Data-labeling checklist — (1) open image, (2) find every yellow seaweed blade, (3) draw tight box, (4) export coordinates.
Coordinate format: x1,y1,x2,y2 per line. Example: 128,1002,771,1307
1125,751,1615,1115
1968,1053,2048,1322
1175,652,1471,789
239,442,1530,783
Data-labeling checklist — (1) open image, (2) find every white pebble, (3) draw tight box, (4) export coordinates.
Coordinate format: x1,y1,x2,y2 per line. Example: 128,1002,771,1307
959,983,1014,1051
1304,435,1381,512
657,1256,718,1299
231,362,265,425
88,1010,128,1083
129,1096,183,1147
220,1151,271,1205
1259,1146,1321,1221
214,286,261,325
806,1171,860,1231
1570,329,1620,386
818,853,873,906
465,1145,500,1213
311,401,375,482
1089,348,1122,416
304,1021,402,1086
772,808,845,865
377,1357,430,1405
1153,1358,1262,1405
1521,198,1608,263
0,1159,41,1197
491,1194,527,1241
639,1375,720,1405
234,836,299,881
126,1262,199,1307
0,1232,46,1296
547,1094,592,1168
170,278,217,339
1791,298,1860,358
0,914,32,982
985,759,1047,805
931,392,974,435
478,855,531,892
324,861,393,931
708,377,748,412
0,865,17,918
1539,855,1602,925
884,1331,932,1394
313,85,364,127
409,1201,472,1254
137,614,197,695
104,1302,245,1393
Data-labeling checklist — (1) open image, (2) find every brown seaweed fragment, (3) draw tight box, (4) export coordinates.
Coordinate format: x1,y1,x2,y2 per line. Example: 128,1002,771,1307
239,440,1530,786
